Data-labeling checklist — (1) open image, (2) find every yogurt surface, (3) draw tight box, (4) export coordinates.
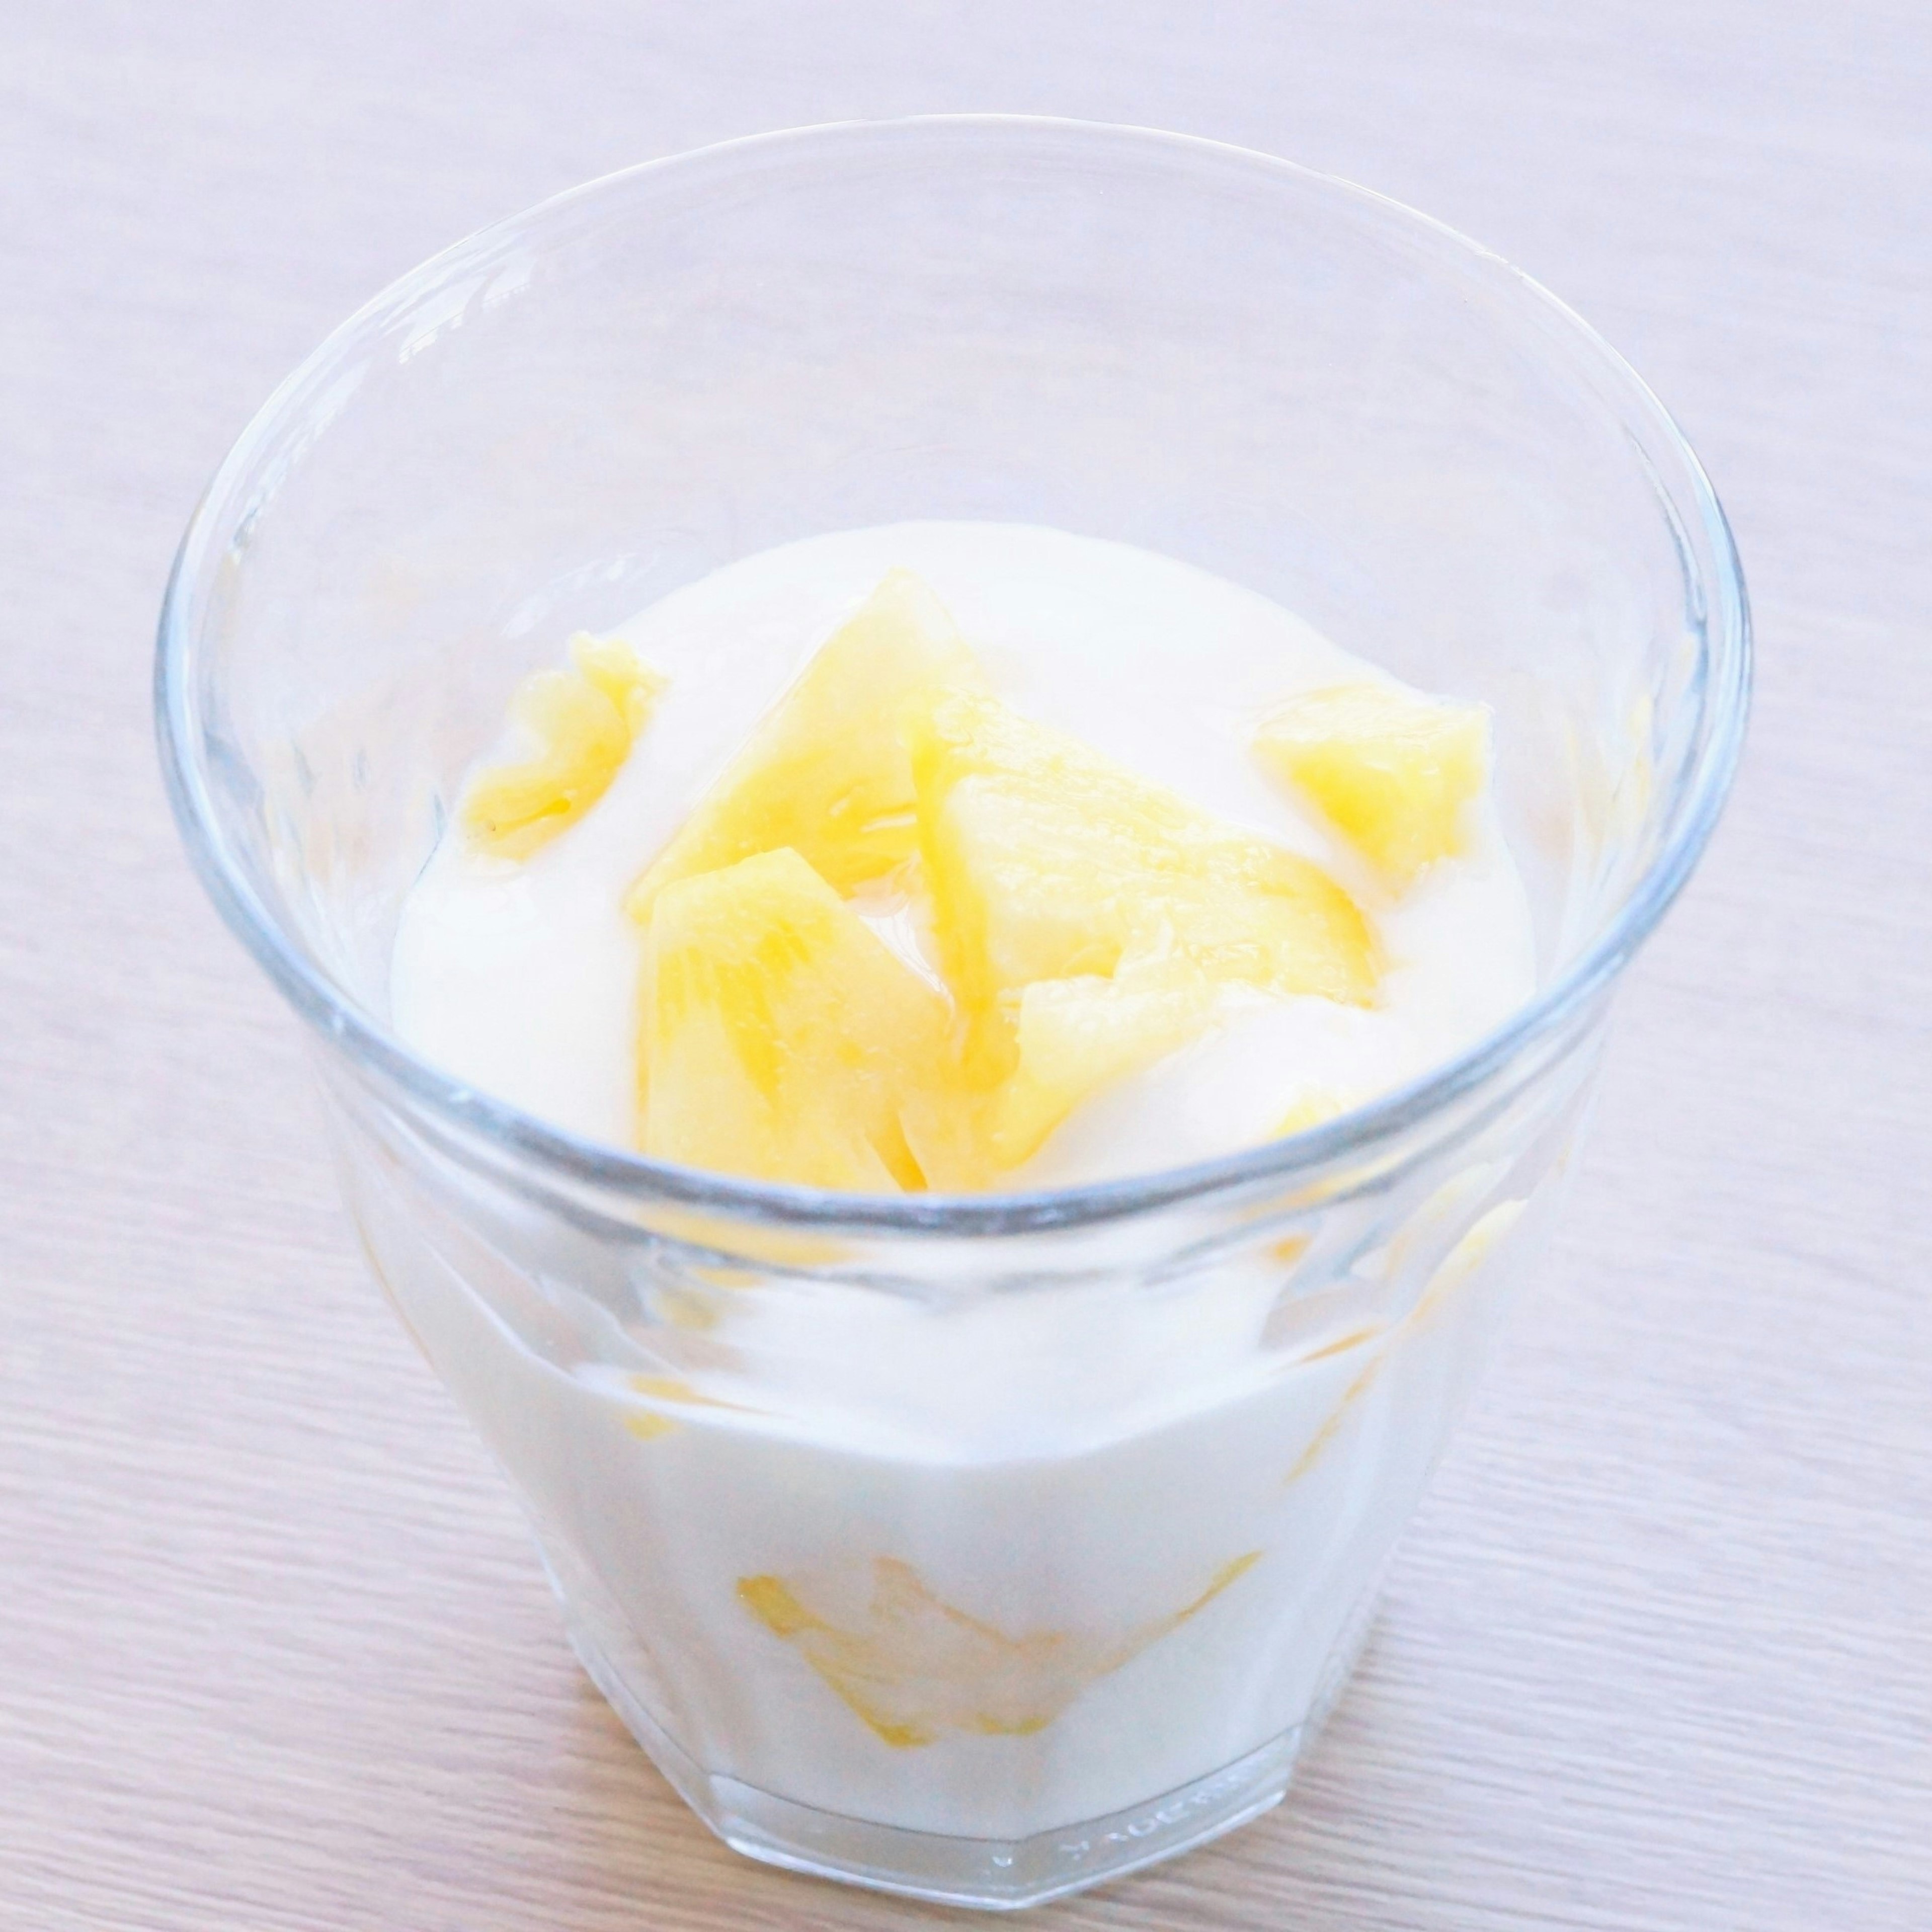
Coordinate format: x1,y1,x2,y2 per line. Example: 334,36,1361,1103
391,521,1536,1184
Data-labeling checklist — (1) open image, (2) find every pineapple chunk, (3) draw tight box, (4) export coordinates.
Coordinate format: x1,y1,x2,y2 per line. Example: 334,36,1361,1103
625,570,983,923
1253,681,1489,888
984,959,1222,1171
903,690,1376,1178
572,633,664,736
463,635,666,858
898,952,1221,1187
637,847,955,1191
911,688,1377,1052
738,1551,1259,1748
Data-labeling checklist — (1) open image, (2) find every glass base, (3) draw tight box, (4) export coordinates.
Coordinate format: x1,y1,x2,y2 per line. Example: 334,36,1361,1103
547,1540,1366,1910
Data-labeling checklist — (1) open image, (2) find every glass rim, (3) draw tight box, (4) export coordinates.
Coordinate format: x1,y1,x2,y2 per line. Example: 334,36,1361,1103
154,113,1752,1238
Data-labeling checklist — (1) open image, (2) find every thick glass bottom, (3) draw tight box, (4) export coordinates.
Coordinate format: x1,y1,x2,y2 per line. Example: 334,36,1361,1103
547,1537,1369,1910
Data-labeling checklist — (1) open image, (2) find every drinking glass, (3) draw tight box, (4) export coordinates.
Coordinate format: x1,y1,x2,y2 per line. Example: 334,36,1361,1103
156,118,1748,1909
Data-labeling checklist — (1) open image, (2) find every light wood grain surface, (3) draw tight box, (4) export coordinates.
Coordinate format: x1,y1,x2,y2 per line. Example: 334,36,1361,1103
4,5,1929,1927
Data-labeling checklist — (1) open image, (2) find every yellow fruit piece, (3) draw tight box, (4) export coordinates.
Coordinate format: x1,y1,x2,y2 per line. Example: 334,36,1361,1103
636,847,956,1192
982,960,1221,1173
910,688,1376,1104
1253,681,1490,888
738,1552,1259,1749
462,635,667,858
915,688,1376,1019
625,570,983,924
573,633,665,736
900,955,1220,1187
906,689,1376,1175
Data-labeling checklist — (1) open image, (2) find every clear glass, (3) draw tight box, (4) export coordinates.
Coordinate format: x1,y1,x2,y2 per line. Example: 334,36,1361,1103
155,119,1748,1909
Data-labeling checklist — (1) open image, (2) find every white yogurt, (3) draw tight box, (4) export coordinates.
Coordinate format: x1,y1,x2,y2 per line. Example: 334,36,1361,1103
370,523,1548,1850
392,522,1536,1181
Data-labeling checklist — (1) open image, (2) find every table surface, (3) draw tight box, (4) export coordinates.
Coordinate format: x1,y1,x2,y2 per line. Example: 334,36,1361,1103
5,5,1929,1927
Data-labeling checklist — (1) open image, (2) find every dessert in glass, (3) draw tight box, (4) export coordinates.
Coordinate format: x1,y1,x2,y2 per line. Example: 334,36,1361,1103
156,119,1748,1908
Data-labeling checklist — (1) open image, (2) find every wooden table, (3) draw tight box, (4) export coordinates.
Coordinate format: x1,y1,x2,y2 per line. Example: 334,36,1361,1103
5,5,1927,1926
